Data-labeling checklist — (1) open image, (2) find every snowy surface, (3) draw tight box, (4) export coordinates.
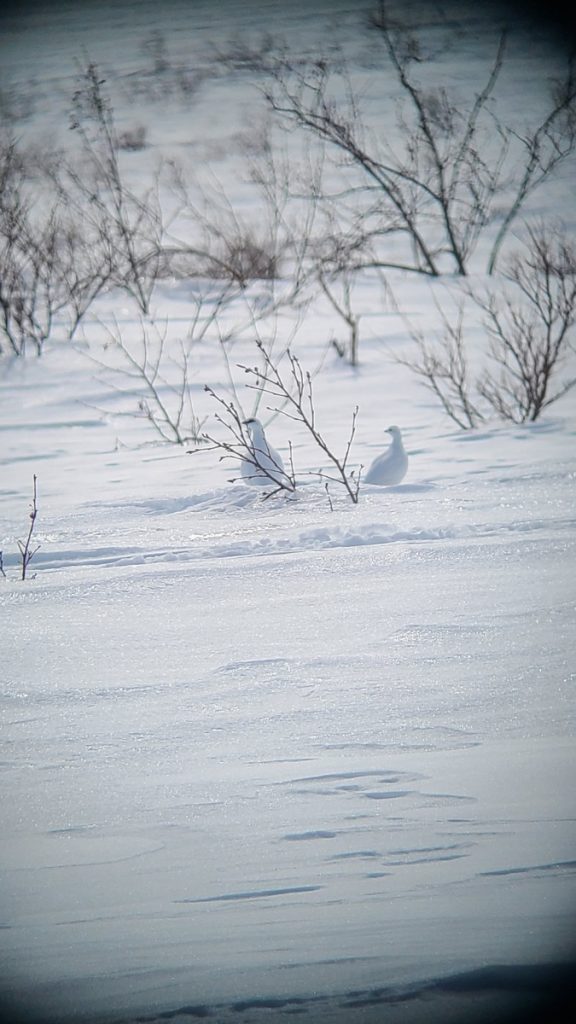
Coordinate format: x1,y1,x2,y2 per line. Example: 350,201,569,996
1,2,576,1023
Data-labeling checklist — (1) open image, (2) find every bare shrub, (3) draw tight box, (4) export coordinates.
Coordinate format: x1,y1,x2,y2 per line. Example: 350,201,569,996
210,32,281,74
61,68,287,311
211,232,279,286
0,135,112,355
396,293,485,430
196,294,361,500
116,124,148,152
200,392,297,497
86,280,238,445
476,224,576,422
53,222,115,339
62,63,164,314
262,5,576,277
87,316,207,446
0,80,37,125
120,32,208,105
0,136,52,354
241,340,362,502
122,66,207,105
0,476,41,580
17,475,40,580
399,225,576,427
487,63,576,274
141,30,170,75
164,158,299,291
318,269,362,367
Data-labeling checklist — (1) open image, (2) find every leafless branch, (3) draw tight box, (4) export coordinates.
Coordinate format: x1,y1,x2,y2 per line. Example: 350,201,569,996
395,292,485,429
318,269,361,366
487,56,576,273
240,340,362,501
262,5,576,278
86,314,209,444
476,223,576,421
398,224,576,427
64,62,165,314
17,475,40,580
199,387,296,496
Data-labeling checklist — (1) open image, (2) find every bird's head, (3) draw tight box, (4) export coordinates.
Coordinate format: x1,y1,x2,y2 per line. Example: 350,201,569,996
243,417,263,432
386,425,401,439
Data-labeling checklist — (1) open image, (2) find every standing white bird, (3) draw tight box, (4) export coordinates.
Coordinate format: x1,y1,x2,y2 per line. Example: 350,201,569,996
364,425,408,485
241,418,292,489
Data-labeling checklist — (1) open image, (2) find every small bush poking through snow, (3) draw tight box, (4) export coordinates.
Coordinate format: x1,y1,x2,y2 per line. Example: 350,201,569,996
116,124,148,151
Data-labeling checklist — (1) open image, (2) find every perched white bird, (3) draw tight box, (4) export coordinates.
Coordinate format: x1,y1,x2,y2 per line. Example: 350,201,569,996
241,418,292,489
364,425,408,485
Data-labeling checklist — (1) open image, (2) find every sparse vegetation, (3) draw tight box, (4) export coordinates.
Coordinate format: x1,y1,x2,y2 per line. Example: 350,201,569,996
17,475,40,580
65,63,164,315
0,78,37,125
201,338,363,501
477,225,576,422
210,32,281,74
399,225,576,427
0,10,574,462
116,124,148,152
86,307,229,445
396,293,484,430
262,3,576,278
0,134,111,354
217,338,362,501
318,269,362,367
200,390,297,497
244,340,362,501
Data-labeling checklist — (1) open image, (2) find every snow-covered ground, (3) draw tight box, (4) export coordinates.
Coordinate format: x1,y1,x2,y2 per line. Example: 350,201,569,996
1,3,575,1023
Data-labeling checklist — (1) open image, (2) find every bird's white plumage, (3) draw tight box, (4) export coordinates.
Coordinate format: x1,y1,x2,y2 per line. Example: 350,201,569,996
364,425,408,485
241,418,291,489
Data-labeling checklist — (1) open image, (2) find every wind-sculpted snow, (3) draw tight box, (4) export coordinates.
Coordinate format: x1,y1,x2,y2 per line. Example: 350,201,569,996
2,406,575,1024
2,508,575,576
2,360,576,1024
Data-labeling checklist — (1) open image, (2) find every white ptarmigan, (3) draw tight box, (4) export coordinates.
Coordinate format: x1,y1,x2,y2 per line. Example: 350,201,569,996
364,425,408,485
241,418,292,489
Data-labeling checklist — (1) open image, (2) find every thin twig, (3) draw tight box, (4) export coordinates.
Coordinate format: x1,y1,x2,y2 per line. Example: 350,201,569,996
198,386,296,496
17,475,40,580
240,340,361,502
